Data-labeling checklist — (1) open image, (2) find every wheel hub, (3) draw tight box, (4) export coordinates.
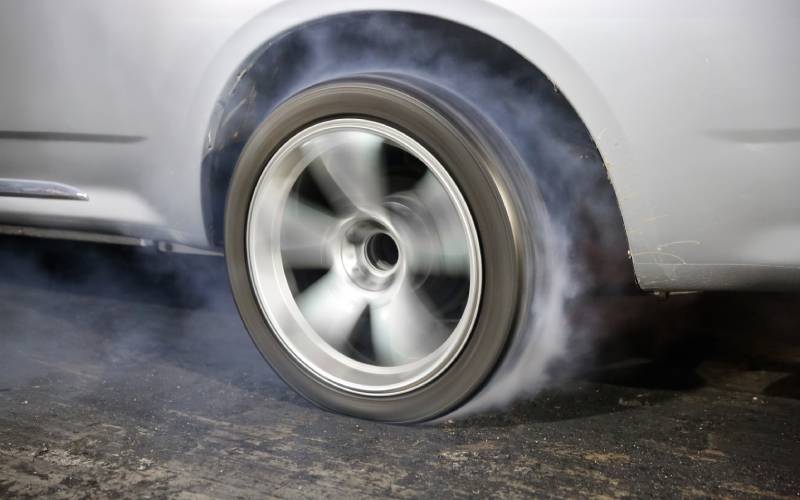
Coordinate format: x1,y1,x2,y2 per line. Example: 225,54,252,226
340,218,401,292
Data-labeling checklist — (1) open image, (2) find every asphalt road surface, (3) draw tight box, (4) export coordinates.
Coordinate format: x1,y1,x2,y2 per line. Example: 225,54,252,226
1,236,798,499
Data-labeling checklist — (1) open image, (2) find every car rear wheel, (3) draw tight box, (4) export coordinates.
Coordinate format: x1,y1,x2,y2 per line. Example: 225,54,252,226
225,75,545,422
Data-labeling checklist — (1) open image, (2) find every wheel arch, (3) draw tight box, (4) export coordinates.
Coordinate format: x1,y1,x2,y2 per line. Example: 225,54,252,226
198,8,634,290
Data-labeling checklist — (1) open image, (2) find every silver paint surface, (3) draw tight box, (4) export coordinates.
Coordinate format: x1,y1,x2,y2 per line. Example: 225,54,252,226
0,1,798,290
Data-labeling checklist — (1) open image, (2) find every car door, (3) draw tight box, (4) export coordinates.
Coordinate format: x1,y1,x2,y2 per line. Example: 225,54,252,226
0,1,164,234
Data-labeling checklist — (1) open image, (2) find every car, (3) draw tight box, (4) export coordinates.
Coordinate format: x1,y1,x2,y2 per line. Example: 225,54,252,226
1,2,798,422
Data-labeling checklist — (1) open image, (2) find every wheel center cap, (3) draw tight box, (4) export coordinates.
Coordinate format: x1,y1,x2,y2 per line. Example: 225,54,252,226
340,219,401,291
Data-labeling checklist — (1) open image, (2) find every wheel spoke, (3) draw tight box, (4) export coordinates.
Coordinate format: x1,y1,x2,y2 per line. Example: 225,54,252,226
370,281,449,365
297,272,367,350
281,196,339,269
303,131,386,215
405,172,471,275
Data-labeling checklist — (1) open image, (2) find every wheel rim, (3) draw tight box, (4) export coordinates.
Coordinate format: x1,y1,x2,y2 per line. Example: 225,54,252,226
246,118,482,396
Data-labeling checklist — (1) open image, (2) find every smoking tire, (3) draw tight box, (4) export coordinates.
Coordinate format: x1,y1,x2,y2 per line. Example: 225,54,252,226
225,75,544,423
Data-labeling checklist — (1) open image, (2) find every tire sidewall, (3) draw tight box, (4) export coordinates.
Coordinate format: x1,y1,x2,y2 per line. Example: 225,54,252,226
225,76,534,423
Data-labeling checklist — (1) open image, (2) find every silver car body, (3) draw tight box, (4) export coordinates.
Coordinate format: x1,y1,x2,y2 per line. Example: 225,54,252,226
1,0,798,291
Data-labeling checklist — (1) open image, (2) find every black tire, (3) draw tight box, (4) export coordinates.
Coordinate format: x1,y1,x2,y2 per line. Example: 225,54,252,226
225,74,547,422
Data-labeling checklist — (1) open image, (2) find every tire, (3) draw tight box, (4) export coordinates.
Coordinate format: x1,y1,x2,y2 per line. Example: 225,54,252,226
225,74,546,422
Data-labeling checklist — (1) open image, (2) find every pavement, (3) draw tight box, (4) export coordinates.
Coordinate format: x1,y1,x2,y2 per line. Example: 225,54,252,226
0,236,798,499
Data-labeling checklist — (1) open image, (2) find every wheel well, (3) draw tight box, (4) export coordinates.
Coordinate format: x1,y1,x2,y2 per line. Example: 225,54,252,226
202,11,633,290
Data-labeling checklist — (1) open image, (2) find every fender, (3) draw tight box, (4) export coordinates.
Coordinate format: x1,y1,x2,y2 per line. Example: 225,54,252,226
186,1,630,248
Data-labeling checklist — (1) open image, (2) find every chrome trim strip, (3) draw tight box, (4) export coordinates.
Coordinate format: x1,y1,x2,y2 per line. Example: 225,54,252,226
0,131,146,143
0,178,89,201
